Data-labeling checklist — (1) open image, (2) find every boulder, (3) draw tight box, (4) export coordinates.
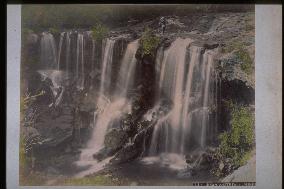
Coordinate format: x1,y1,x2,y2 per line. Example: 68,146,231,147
93,147,115,161
177,167,196,179
219,54,254,89
104,128,128,151
110,143,139,164
46,166,60,175
219,161,225,171
26,33,39,45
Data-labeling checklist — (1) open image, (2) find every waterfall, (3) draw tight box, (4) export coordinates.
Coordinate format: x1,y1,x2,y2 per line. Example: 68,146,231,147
65,32,71,72
115,39,139,97
40,32,57,69
76,39,140,177
37,69,68,98
80,34,85,88
180,46,201,153
57,32,65,70
90,39,138,152
90,39,96,89
76,38,116,166
76,33,84,90
99,39,115,96
200,51,214,148
148,37,216,156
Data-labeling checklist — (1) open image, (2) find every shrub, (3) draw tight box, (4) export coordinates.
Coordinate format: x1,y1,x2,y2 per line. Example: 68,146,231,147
91,23,109,41
219,104,254,168
209,103,254,177
221,40,242,54
48,27,60,36
235,48,253,74
140,27,160,56
221,40,253,75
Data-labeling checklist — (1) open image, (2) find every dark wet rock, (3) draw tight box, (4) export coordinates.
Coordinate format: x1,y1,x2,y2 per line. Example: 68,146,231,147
218,161,225,171
78,93,98,112
120,113,136,135
93,127,131,162
109,120,155,164
46,166,60,175
110,143,140,164
185,154,195,164
218,54,254,89
31,103,74,156
104,128,128,151
191,41,219,50
177,167,196,179
216,52,255,106
26,33,39,45
184,150,213,172
35,78,55,106
93,147,116,161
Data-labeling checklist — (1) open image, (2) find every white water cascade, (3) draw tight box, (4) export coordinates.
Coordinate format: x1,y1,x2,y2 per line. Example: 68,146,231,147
115,39,139,97
65,32,71,72
76,33,85,90
148,37,216,157
90,39,96,89
99,39,116,96
57,32,65,70
40,32,57,69
75,39,139,177
88,39,139,154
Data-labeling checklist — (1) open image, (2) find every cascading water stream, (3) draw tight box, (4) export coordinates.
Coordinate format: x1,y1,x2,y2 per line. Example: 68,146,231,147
180,46,201,153
99,39,115,96
150,38,193,155
148,37,216,159
65,32,71,72
90,39,96,89
76,33,84,89
40,32,57,69
200,51,214,148
76,34,80,79
80,34,85,88
75,39,139,177
90,39,139,152
57,32,65,70
115,39,139,97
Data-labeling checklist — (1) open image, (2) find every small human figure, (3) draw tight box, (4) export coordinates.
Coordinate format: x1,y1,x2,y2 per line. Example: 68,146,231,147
159,17,167,35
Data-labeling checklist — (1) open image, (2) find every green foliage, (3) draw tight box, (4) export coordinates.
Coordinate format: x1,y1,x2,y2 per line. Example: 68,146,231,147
221,40,253,75
218,104,254,167
141,27,160,56
235,48,253,74
221,40,243,54
48,27,60,36
63,175,116,186
91,23,109,41
209,104,254,177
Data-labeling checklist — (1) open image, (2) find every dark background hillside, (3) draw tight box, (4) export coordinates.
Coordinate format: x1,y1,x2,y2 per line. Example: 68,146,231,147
22,4,254,31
